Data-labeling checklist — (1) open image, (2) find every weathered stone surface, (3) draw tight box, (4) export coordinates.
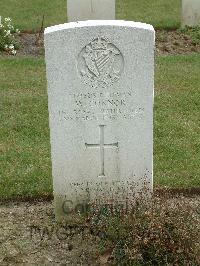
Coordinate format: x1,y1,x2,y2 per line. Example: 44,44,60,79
182,0,200,27
67,0,115,22
44,21,155,220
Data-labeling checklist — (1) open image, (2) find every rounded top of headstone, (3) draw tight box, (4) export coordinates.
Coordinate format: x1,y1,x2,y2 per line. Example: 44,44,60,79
44,20,154,35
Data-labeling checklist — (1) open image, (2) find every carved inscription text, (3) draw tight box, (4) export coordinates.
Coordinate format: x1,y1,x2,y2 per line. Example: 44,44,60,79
58,91,144,122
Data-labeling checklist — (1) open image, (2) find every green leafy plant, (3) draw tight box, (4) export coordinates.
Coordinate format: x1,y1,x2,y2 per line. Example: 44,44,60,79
0,17,20,55
180,26,200,45
86,196,200,265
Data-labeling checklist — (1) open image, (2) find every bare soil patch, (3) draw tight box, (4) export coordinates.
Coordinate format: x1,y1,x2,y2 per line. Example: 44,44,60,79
156,29,200,55
0,201,100,265
1,29,200,57
0,197,199,265
15,32,44,57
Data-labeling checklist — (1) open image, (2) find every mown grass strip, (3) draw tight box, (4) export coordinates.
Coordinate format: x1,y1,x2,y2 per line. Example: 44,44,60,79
0,0,181,31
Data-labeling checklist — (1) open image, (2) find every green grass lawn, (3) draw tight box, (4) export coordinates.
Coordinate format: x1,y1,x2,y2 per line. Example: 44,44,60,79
0,0,181,31
155,55,200,188
0,55,199,200
0,58,52,199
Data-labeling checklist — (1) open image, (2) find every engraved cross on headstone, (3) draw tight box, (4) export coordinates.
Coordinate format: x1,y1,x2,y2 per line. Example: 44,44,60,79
85,125,118,177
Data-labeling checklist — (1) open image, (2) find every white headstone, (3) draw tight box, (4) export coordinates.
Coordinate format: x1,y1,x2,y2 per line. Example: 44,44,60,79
182,0,200,27
44,21,155,220
67,0,115,22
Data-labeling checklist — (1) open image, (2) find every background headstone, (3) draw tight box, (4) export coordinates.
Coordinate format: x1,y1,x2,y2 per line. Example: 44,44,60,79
44,21,155,220
67,0,115,22
182,0,200,27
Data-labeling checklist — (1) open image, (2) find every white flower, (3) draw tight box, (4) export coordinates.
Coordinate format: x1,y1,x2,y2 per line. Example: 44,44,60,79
4,29,11,36
7,24,14,30
11,49,17,55
16,28,20,33
4,44,8,49
5,17,11,22
9,44,14,49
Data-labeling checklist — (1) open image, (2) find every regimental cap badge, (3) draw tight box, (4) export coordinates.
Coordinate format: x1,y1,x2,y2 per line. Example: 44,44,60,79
90,37,108,50
78,37,124,89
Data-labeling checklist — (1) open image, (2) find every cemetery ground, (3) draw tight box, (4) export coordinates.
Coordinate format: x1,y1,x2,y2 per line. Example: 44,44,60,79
0,196,199,265
0,44,200,265
0,0,181,31
0,1,200,265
